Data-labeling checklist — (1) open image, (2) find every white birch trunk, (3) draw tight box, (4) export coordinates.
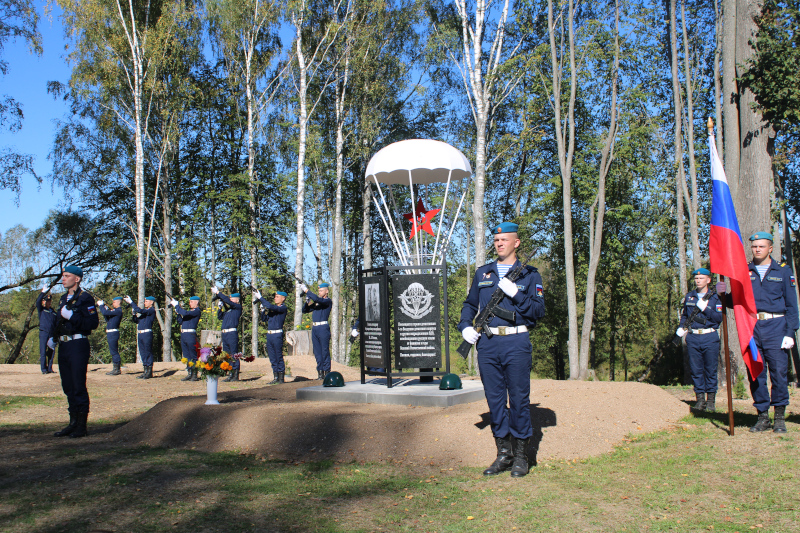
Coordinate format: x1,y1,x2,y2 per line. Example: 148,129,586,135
680,0,701,269
293,18,308,328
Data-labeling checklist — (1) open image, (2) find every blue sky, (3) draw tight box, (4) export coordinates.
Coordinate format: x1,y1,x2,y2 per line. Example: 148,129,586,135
0,4,69,236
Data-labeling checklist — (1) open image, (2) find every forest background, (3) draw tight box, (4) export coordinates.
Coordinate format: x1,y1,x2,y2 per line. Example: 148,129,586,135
1,0,799,385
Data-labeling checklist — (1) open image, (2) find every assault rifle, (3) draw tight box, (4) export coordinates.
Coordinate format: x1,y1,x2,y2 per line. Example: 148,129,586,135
456,249,539,359
671,286,717,346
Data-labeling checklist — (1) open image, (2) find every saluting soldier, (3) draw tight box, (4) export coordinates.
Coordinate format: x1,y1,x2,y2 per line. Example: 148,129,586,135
36,284,57,374
126,295,157,379
255,288,288,384
300,282,332,379
675,268,723,411
459,222,545,478
48,265,99,438
97,296,124,376
173,296,202,381
211,286,243,381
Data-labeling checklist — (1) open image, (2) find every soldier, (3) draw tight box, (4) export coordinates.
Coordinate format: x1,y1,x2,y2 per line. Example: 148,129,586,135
675,268,723,411
300,282,332,379
48,265,99,438
172,296,202,381
211,286,243,381
125,295,156,379
36,284,57,374
719,232,799,433
255,288,288,384
459,222,545,478
97,296,124,376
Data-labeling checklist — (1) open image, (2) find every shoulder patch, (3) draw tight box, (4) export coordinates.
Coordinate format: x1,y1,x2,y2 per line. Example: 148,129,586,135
536,284,543,297
792,275,796,287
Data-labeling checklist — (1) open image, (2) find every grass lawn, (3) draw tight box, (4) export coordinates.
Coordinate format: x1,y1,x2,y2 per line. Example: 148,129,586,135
1,401,799,532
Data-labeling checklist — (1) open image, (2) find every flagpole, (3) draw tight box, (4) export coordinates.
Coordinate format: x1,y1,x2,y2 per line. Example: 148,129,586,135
719,275,735,436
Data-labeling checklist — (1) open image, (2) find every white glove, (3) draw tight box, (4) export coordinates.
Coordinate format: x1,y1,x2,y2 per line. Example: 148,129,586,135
498,278,518,298
60,307,73,320
170,299,178,307
299,284,309,293
96,300,104,307
253,290,262,300
696,299,708,311
350,329,359,337
47,338,56,350
781,336,795,350
210,285,219,295
123,295,133,304
217,300,223,308
462,326,480,345
41,283,49,293
676,327,687,338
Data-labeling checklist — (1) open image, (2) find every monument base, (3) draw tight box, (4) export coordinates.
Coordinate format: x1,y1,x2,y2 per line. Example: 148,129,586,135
296,378,484,407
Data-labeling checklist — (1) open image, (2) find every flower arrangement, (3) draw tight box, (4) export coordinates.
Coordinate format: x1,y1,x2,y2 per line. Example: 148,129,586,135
181,345,255,379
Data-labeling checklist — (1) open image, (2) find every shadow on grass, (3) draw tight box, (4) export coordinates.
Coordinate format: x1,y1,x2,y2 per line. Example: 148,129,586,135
473,403,556,467
681,399,764,433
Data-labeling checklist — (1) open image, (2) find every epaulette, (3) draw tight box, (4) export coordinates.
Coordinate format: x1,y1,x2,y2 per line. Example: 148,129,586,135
781,262,787,267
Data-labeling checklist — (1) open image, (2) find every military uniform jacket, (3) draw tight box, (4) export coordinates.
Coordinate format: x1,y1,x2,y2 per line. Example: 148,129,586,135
678,290,723,330
130,303,156,330
749,258,800,337
302,291,332,323
175,305,201,330
36,292,58,333
99,305,123,330
258,297,288,331
458,259,546,332
48,288,100,338
217,293,242,329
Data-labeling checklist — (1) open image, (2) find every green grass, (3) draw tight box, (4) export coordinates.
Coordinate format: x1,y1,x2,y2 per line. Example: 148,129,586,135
0,395,59,411
1,409,799,532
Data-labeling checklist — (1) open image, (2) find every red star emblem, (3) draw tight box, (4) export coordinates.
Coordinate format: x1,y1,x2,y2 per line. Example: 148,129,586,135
403,198,440,238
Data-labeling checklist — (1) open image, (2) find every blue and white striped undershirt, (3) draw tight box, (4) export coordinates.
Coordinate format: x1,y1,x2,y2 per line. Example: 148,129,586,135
756,263,770,280
497,263,513,278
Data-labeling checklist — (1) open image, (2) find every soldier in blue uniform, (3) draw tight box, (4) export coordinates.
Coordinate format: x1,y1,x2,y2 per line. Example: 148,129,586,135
97,296,124,376
211,286,243,381
126,295,157,379
172,296,202,381
719,232,799,433
675,268,723,411
47,265,99,438
459,222,545,478
254,288,288,384
301,282,332,379
36,284,57,374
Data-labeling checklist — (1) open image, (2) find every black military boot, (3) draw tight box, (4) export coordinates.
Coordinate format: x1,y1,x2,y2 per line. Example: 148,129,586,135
189,367,200,381
317,370,324,380
773,405,787,433
54,413,77,437
224,369,239,382
136,367,146,379
705,393,716,412
268,373,280,385
483,436,514,476
106,362,121,376
70,412,89,438
143,365,153,379
750,410,772,432
278,371,285,384
510,437,531,478
181,367,193,381
692,392,706,411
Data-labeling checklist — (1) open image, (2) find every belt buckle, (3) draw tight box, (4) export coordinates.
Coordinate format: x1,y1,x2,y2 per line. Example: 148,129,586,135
498,326,507,336
757,312,766,320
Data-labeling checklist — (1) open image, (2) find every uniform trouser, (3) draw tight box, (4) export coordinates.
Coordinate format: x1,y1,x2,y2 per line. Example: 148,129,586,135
476,333,533,440
222,331,240,369
686,331,720,394
750,319,790,412
107,331,121,364
39,330,53,372
57,338,90,413
138,332,154,366
312,325,331,372
267,333,285,373
180,332,198,369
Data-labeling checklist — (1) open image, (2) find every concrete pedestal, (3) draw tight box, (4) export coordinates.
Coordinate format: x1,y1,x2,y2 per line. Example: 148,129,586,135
296,378,484,407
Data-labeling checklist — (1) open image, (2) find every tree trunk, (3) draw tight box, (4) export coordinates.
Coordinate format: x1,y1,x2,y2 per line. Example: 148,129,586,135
722,0,739,200
362,181,372,270
162,169,173,362
246,65,260,359
714,0,724,157
330,65,347,363
4,299,37,364
680,0,701,269
293,21,308,328
670,0,688,296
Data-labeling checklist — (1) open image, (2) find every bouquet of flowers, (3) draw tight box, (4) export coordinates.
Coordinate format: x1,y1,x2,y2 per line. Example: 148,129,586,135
182,345,256,380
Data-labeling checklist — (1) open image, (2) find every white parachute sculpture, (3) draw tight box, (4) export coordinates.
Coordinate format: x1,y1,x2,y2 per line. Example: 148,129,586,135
365,139,472,267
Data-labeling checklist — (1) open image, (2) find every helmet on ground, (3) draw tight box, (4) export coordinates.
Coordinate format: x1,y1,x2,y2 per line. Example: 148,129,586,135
439,373,462,390
323,371,345,387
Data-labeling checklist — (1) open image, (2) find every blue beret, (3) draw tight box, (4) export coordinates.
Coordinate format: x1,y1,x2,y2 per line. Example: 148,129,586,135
189,296,200,301
493,222,519,235
276,291,288,297
145,296,155,301
692,268,711,276
112,296,123,301
319,283,330,288
231,293,240,298
63,265,83,277
749,231,773,242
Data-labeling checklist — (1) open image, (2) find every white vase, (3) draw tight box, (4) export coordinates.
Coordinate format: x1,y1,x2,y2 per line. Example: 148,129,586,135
205,375,220,405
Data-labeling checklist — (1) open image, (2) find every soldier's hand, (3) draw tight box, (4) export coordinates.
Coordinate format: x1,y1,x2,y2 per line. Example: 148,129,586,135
210,285,219,295
350,328,359,338
47,338,56,350
715,282,726,294
299,284,308,294
498,278,518,298
253,289,262,300
781,336,795,350
123,295,133,304
60,307,73,320
462,327,480,345
96,300,104,307
696,299,708,311
217,300,223,309
170,299,179,307
41,283,49,293
675,327,687,338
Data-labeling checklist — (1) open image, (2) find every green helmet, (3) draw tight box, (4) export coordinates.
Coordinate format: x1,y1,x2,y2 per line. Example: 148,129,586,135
439,373,462,390
323,371,345,387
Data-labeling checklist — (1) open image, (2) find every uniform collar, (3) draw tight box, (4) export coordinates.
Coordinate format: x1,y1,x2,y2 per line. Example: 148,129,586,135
492,258,520,276
750,256,777,272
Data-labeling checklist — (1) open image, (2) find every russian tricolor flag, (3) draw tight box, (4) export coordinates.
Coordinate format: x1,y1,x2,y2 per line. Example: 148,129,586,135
708,128,764,378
